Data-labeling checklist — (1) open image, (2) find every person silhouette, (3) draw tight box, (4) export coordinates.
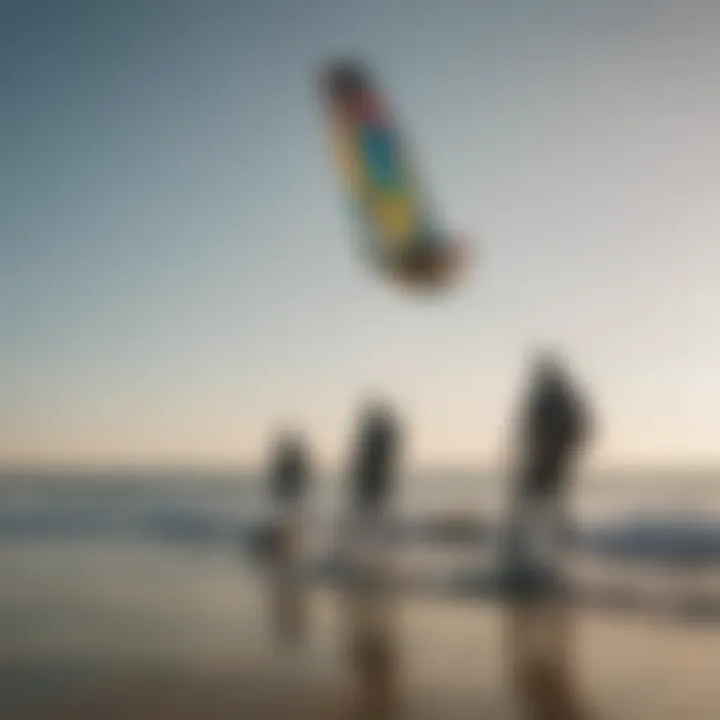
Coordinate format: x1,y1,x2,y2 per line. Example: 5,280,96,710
265,431,311,647
353,401,401,515
505,352,593,585
340,399,402,719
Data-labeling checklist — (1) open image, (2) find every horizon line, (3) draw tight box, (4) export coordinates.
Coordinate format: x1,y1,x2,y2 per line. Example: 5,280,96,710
1,459,719,477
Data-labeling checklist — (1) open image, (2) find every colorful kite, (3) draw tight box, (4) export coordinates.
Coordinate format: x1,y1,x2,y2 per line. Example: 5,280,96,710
318,60,470,291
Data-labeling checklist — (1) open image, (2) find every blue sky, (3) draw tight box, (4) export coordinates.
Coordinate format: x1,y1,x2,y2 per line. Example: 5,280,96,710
2,0,719,468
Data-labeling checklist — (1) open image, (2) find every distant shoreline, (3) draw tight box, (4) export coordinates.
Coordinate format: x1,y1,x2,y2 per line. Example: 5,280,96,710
1,463,720,479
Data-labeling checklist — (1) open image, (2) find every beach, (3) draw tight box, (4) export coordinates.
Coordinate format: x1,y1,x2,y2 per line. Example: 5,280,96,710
2,525,720,720
6,2,720,717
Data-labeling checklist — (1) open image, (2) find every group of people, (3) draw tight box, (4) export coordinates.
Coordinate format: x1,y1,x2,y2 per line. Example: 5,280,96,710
267,350,593,583
258,351,592,719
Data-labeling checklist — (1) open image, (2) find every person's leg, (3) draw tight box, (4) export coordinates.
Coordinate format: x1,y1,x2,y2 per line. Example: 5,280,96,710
547,456,573,573
529,494,566,580
506,485,550,586
527,453,570,574
504,486,531,572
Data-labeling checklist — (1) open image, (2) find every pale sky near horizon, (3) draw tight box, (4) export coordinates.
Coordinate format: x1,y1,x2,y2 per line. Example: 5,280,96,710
2,0,720,469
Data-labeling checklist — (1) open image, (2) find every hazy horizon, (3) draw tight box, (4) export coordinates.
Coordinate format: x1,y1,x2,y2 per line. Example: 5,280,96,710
3,0,720,470
1,457,719,478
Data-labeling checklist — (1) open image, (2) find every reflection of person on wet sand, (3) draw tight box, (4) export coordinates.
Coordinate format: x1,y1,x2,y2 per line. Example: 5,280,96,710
341,400,402,720
345,587,400,720
266,432,310,646
269,555,305,647
504,597,587,720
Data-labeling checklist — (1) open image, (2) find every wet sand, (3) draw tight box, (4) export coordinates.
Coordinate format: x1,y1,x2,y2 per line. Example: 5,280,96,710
19,597,720,720
2,540,720,719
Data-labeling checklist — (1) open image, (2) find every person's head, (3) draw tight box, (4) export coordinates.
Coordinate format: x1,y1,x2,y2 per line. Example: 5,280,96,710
528,348,568,388
271,430,308,468
358,397,397,431
272,428,293,451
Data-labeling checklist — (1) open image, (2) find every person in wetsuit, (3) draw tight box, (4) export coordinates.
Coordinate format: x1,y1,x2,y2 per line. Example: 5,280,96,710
520,355,590,494
270,433,310,507
336,403,402,720
507,352,593,578
353,402,401,514
265,432,311,645
333,401,401,580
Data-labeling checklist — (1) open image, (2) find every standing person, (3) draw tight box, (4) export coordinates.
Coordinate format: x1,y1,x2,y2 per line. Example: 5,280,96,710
505,352,593,583
265,431,310,564
341,400,403,719
353,400,401,516
265,431,311,646
270,432,310,510
335,399,402,584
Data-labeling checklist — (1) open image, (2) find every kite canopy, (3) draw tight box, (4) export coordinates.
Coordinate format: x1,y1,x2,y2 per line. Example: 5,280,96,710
318,59,471,292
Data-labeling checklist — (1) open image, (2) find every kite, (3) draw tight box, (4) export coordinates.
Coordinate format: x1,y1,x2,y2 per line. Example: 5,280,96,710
318,60,471,291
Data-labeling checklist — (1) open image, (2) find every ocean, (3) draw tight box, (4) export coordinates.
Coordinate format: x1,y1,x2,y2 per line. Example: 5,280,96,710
1,468,720,548
1,468,720,718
